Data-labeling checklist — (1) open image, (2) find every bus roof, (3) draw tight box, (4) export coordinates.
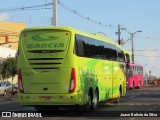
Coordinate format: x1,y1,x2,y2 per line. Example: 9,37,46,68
127,63,143,67
123,49,130,55
21,26,124,51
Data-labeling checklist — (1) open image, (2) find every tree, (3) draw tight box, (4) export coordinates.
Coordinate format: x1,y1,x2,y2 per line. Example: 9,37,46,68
1,57,17,95
0,63,3,81
1,57,17,80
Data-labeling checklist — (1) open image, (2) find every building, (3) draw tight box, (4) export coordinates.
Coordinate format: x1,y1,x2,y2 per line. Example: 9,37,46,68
0,22,26,84
0,21,26,50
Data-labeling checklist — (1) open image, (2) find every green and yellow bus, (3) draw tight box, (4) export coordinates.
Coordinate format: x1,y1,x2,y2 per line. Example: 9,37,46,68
17,26,129,111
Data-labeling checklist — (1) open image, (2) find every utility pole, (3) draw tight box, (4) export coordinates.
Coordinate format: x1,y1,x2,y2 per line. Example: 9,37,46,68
118,24,121,45
131,33,134,63
53,0,57,26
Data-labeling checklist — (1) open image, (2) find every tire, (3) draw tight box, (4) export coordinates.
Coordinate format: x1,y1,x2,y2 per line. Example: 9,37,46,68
91,90,98,110
114,90,121,103
82,92,92,111
3,91,7,96
132,82,135,89
136,82,140,89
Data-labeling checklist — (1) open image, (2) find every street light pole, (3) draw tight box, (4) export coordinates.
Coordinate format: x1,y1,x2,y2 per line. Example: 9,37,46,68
131,30,142,64
131,33,134,64
149,66,155,84
143,64,148,85
149,66,155,76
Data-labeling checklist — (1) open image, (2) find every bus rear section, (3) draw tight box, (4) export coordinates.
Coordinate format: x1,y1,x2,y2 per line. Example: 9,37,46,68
126,63,144,89
18,28,81,107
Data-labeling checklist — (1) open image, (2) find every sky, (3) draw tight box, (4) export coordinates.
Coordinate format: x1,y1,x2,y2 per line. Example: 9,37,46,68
0,0,160,77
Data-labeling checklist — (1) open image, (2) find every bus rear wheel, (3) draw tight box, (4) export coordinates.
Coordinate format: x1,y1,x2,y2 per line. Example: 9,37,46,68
114,90,121,103
130,82,135,90
90,90,98,110
82,92,92,111
135,82,140,89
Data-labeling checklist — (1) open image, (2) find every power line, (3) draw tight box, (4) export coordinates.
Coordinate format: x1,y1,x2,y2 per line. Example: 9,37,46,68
136,35,160,41
57,0,140,47
0,1,159,43
0,3,52,12
124,28,132,35
127,49,160,52
135,55,160,57
58,0,117,28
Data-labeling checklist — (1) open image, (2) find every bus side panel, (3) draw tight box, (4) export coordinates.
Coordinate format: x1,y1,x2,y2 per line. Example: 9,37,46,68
112,62,126,98
96,61,113,101
77,58,99,104
76,57,114,103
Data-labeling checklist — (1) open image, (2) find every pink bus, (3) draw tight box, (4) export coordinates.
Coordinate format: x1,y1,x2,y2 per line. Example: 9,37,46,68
126,63,144,89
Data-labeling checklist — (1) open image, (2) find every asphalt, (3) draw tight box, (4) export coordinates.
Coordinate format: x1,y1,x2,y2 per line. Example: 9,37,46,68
0,85,158,105
0,95,18,104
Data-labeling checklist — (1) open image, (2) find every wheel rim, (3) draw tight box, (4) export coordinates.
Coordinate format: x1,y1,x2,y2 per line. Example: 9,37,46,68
94,91,98,106
88,94,91,106
117,91,121,102
119,91,121,98
90,90,98,110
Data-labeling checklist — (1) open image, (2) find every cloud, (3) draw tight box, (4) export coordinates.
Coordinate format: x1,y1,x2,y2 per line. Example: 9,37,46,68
0,13,9,21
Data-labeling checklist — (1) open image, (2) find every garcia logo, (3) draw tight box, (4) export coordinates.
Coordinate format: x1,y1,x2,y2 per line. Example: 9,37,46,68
28,43,64,49
32,34,58,41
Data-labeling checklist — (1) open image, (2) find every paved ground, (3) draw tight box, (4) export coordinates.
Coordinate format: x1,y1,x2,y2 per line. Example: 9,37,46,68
0,95,17,104
0,85,160,119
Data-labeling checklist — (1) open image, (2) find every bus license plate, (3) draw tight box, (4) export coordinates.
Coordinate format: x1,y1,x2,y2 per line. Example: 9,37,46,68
41,96,51,100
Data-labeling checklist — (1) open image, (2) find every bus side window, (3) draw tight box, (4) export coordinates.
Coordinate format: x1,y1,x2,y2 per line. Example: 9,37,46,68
132,67,134,75
75,35,84,57
125,53,130,63
138,67,140,75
